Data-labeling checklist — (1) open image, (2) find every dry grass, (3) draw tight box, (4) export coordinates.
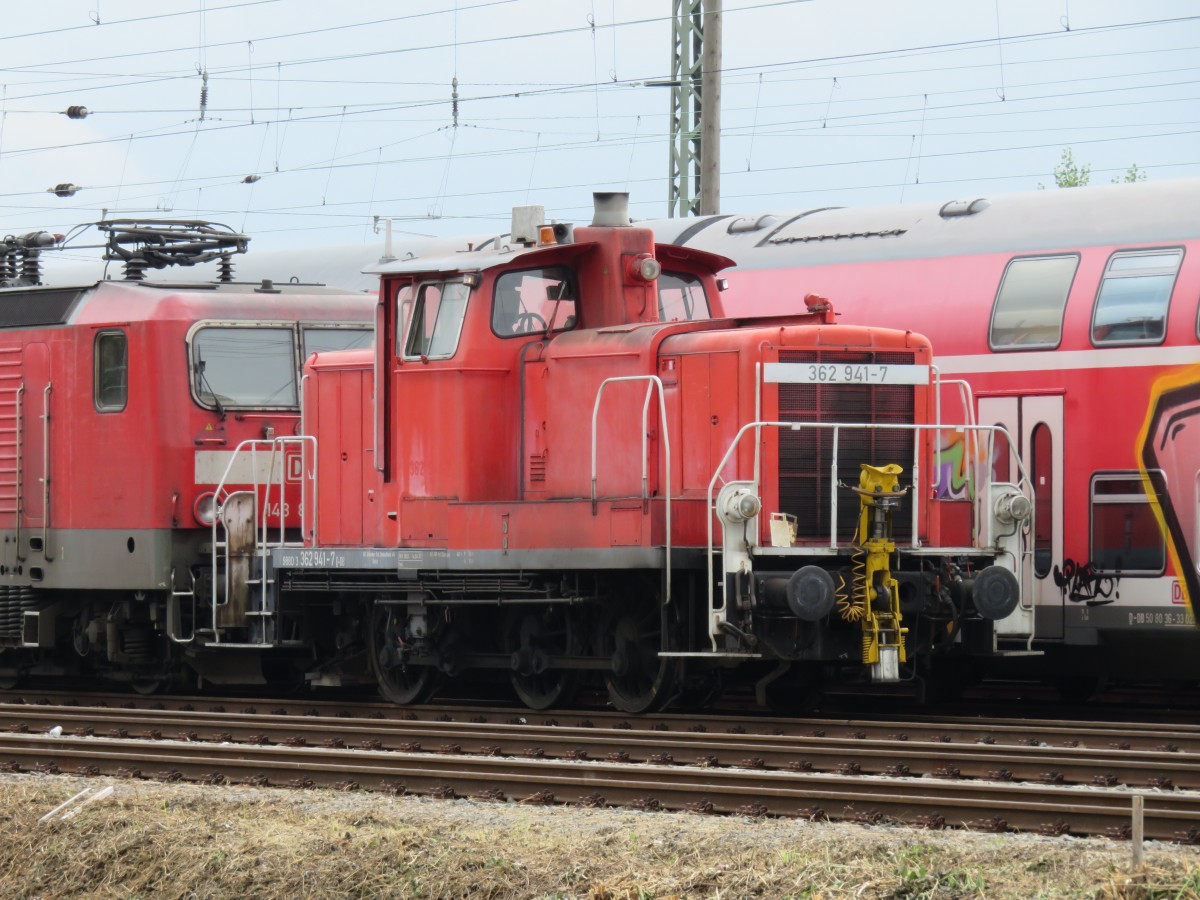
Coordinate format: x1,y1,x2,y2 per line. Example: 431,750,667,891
1,773,1198,898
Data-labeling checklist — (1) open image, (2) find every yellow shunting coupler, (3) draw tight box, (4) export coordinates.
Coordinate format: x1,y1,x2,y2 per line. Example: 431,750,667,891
840,464,909,680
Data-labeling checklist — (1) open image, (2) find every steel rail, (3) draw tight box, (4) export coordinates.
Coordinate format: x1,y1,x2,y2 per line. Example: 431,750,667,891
2,704,1198,792
6,692,1200,753
2,732,1197,842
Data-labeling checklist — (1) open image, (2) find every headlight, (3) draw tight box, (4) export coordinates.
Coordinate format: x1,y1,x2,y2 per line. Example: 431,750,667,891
626,254,662,283
193,492,217,526
721,489,761,523
994,490,1032,525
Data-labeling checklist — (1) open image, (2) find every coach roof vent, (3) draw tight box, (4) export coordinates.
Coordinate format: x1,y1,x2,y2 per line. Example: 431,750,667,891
592,192,630,227
939,198,990,218
726,214,779,234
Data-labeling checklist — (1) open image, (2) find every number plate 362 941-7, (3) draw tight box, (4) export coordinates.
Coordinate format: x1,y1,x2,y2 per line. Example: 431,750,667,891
763,362,930,386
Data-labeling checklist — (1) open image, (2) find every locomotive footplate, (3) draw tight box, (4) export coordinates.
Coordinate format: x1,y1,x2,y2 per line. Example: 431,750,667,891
272,546,705,574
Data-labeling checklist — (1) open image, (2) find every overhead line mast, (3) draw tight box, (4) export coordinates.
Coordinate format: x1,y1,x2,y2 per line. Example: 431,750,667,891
667,0,721,217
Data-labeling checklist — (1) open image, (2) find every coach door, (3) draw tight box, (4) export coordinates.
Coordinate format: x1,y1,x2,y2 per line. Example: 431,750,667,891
977,394,1064,639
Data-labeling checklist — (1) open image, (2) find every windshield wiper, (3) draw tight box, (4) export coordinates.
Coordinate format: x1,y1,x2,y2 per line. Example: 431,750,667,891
196,357,226,418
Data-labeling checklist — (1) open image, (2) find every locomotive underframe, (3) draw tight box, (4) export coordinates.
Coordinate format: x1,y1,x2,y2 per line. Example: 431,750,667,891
264,541,1006,710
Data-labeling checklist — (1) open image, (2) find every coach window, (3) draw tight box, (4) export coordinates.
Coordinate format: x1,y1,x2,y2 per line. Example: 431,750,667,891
403,280,470,359
1030,422,1053,578
1091,249,1182,345
192,326,297,408
658,271,711,321
1090,473,1166,574
94,330,128,412
989,255,1078,350
990,425,1011,484
492,266,577,336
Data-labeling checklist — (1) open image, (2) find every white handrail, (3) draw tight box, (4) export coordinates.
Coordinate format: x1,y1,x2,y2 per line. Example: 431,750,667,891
209,435,319,642
590,375,672,603
704,420,1032,650
705,420,799,649
41,384,52,560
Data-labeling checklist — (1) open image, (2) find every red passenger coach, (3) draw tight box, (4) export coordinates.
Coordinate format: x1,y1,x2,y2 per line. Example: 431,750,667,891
647,178,1200,683
278,194,1031,711
0,221,373,691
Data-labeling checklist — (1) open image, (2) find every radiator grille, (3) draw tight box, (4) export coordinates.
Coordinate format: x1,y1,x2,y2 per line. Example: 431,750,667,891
776,350,915,541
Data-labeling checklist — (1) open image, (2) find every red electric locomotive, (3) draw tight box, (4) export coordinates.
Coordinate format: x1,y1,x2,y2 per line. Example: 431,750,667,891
268,194,1030,711
0,221,373,691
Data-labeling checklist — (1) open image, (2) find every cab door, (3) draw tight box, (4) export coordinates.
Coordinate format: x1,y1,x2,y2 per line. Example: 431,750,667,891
977,394,1064,639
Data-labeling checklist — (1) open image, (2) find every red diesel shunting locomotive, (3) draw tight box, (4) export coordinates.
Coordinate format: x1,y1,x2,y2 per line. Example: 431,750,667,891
268,194,1031,712
0,221,374,692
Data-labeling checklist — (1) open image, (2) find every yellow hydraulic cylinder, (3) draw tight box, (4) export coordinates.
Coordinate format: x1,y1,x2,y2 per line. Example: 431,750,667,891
851,464,908,666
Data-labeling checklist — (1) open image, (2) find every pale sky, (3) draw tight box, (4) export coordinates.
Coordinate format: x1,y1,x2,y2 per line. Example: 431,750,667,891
1,0,1197,254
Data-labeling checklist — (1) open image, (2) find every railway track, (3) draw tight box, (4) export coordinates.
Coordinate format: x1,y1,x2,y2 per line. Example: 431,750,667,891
6,689,1200,752
0,703,1195,791
3,699,1200,842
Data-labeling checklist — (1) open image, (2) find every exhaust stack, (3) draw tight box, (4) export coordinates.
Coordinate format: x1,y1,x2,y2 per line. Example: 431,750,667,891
591,192,630,227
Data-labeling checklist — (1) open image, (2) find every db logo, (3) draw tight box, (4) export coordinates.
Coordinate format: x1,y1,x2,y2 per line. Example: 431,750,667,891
286,454,304,483
1172,580,1185,605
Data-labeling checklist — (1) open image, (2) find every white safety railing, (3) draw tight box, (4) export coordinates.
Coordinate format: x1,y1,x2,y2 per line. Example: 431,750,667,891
208,436,318,643
704,420,1034,650
590,375,672,603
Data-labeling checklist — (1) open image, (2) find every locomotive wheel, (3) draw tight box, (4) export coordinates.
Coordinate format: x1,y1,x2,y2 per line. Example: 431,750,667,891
368,606,438,705
504,606,580,710
763,674,824,714
130,677,168,696
1056,675,1104,704
602,603,678,714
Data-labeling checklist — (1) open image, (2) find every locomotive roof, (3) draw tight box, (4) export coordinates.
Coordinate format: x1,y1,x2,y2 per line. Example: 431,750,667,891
41,242,388,293
647,177,1200,267
364,239,585,277
364,237,735,278
0,278,374,329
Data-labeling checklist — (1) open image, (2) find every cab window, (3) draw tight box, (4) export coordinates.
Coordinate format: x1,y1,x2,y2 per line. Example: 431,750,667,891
302,326,373,357
658,271,711,321
404,280,470,359
1090,472,1166,574
1091,249,1181,345
492,266,576,337
94,330,128,412
393,282,415,354
989,255,1078,350
192,326,297,408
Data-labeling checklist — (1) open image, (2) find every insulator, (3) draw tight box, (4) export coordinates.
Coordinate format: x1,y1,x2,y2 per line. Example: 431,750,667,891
18,231,60,248
65,105,89,119
50,183,79,198
20,250,42,286
242,174,261,184
199,71,209,119
217,254,234,282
